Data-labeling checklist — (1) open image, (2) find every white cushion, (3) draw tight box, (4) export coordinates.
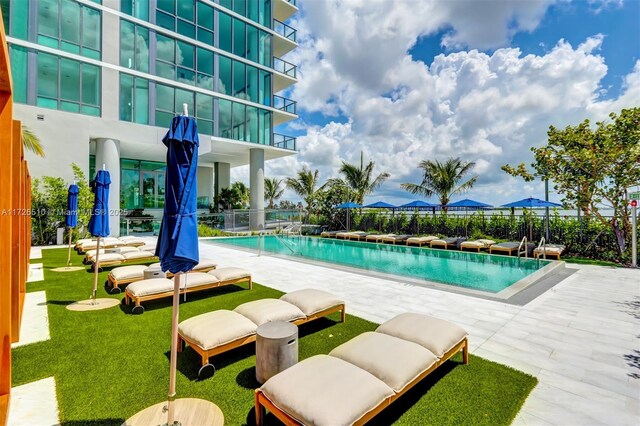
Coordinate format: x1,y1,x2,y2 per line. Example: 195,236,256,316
208,267,250,282
96,253,125,263
179,310,258,350
376,313,467,359
234,299,304,326
260,355,393,426
180,272,219,288
109,265,148,281
329,332,437,392
280,289,343,317
193,259,218,270
126,278,173,297
122,251,156,260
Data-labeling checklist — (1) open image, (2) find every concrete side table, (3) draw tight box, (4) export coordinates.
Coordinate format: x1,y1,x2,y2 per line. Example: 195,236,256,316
255,321,298,384
143,265,166,280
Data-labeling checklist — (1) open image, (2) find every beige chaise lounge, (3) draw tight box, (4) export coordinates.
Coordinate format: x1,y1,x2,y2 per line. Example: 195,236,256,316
107,259,218,293
255,312,468,426
320,230,347,238
534,244,565,260
91,250,158,269
380,234,412,244
84,245,156,263
460,239,496,252
335,231,357,239
178,289,345,376
76,237,125,253
430,237,466,249
124,267,251,313
365,234,394,243
406,236,438,247
348,232,371,241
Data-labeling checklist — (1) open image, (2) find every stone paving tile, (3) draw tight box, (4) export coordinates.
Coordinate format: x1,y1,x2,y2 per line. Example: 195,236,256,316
8,377,59,426
198,241,640,424
11,291,50,348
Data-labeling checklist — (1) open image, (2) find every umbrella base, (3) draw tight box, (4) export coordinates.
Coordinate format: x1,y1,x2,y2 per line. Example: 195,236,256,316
51,266,84,272
123,398,224,426
66,298,120,311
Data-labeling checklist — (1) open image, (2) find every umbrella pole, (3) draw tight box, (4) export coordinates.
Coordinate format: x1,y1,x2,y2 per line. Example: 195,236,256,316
167,272,182,426
66,227,73,267
92,236,100,304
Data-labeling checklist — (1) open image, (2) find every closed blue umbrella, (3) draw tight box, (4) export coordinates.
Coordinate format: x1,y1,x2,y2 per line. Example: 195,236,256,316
155,111,199,426
88,170,110,302
364,201,396,209
65,184,79,267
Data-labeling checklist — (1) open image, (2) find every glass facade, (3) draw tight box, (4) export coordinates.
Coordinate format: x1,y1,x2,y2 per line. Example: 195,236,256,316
120,159,166,209
4,0,296,147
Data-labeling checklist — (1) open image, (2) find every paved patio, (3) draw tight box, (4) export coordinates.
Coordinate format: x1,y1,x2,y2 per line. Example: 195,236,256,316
199,240,640,426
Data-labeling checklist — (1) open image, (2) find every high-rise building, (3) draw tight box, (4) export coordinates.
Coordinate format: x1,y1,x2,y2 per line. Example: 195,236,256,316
1,0,298,233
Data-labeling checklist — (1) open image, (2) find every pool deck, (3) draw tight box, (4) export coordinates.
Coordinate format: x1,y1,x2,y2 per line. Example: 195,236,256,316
201,240,640,426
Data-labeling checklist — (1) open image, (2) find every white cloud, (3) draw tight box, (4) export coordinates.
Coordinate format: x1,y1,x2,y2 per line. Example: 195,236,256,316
240,0,639,206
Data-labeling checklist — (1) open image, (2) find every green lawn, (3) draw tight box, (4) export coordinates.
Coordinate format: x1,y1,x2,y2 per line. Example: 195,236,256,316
14,248,537,425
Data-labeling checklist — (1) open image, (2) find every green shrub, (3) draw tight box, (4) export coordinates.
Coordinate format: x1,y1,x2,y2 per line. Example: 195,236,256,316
197,224,228,237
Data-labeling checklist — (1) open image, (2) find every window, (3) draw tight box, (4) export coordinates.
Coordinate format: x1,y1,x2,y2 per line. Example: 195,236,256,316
37,0,101,59
216,98,272,144
218,55,232,96
154,33,214,90
217,54,267,105
121,0,149,21
219,0,271,26
196,2,214,45
120,73,149,124
156,0,196,37
120,20,149,72
9,45,27,103
36,52,101,116
120,159,166,210
154,83,213,134
196,93,214,135
218,11,271,66
2,0,30,40
196,48,214,90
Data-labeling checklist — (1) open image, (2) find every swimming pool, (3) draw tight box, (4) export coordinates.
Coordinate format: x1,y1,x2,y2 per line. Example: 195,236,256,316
207,236,555,294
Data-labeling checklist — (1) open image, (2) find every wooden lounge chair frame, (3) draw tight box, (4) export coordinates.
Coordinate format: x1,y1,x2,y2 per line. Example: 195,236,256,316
406,237,436,247
430,239,458,249
179,303,346,376
348,233,369,241
254,336,468,425
489,244,519,255
124,275,251,313
381,235,410,245
107,264,217,293
365,234,390,243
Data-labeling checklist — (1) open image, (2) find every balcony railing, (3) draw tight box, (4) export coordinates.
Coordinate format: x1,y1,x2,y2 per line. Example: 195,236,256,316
273,56,297,78
286,0,297,5
273,19,297,42
273,133,297,150
273,95,297,114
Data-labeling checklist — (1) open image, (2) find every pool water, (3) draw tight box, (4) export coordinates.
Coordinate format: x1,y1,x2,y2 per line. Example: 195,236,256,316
207,236,550,293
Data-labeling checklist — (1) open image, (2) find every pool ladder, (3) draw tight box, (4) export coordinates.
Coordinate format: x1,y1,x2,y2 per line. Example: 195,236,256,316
536,237,547,260
517,236,529,258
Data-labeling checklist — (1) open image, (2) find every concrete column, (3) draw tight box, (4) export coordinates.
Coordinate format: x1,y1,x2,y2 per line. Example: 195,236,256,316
214,162,231,205
197,166,214,208
94,138,121,236
250,148,265,230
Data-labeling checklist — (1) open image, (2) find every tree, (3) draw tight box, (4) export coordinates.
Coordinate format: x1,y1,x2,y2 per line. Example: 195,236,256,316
231,181,249,208
401,157,478,212
285,166,320,213
22,125,45,158
503,108,640,257
216,182,250,210
338,152,390,205
264,177,284,209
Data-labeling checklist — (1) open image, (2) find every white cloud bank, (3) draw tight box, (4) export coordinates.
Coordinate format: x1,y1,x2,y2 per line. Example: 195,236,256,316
232,0,640,205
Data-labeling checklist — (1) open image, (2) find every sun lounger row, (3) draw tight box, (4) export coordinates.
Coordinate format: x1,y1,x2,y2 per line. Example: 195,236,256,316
107,259,218,293
178,288,345,376
75,235,148,253
255,312,468,426
83,244,156,263
89,248,158,269
124,267,252,313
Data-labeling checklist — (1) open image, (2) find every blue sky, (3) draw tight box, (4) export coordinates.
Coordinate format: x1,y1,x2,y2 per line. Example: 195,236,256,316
257,0,640,206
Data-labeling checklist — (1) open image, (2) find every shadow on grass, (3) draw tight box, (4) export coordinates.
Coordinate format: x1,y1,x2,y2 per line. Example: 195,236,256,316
42,300,76,306
236,366,259,389
61,419,125,426
173,341,257,381
118,284,247,315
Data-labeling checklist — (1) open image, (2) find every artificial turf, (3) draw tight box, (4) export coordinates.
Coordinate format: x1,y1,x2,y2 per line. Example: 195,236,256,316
13,247,537,425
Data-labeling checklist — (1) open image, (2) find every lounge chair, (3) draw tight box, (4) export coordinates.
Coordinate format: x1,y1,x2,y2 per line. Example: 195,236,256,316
83,246,152,263
348,232,370,241
365,234,394,243
107,259,218,293
320,230,347,238
76,237,125,253
406,236,438,247
90,250,158,269
178,288,345,376
124,267,252,313
336,231,357,239
489,241,534,257
430,237,466,249
534,244,565,260
380,234,412,245
255,312,468,426
460,239,496,252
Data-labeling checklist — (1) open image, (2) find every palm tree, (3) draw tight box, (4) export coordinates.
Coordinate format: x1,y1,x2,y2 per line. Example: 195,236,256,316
285,166,320,212
22,125,45,157
264,177,284,209
339,152,390,205
401,157,478,212
231,181,250,208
